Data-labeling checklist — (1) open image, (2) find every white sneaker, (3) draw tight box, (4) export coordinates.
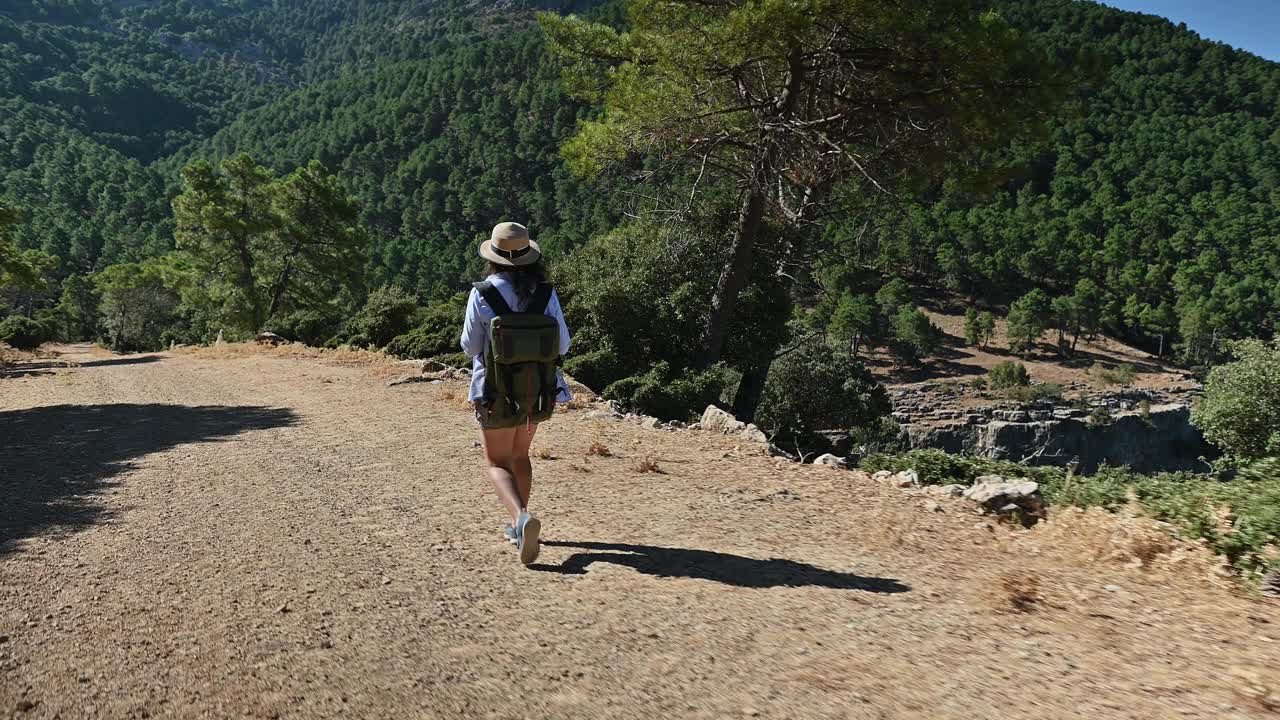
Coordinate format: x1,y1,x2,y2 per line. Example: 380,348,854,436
516,511,541,565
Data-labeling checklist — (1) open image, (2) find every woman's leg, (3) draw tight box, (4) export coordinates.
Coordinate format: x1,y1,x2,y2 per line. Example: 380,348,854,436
481,426,523,525
511,422,538,509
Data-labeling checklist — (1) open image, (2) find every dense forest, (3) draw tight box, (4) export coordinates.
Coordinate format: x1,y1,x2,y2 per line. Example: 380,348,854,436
1,0,1278,431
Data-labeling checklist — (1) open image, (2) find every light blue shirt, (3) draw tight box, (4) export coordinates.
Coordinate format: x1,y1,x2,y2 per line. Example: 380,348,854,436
459,272,572,404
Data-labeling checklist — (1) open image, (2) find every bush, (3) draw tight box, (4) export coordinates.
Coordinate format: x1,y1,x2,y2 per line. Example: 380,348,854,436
1092,362,1137,386
755,344,891,441
1000,383,1063,403
603,361,730,421
988,361,1030,389
336,286,418,349
0,315,47,349
383,293,467,359
1191,339,1280,463
268,308,344,347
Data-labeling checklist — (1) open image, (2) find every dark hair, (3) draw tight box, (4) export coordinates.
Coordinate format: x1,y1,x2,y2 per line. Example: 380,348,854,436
486,259,547,308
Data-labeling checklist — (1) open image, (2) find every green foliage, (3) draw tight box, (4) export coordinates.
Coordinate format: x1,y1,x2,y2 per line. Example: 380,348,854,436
888,306,940,365
94,258,188,352
384,294,468,360
56,273,99,341
173,155,363,334
1001,383,1063,403
0,315,47,349
988,361,1031,389
1092,362,1137,386
335,286,418,350
754,344,892,441
829,291,877,356
1006,288,1052,355
963,307,981,346
602,361,730,422
266,308,343,348
976,311,996,349
1192,339,1280,463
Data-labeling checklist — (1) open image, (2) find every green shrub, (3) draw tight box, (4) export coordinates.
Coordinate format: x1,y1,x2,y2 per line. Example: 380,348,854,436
1001,383,1063,403
603,361,730,421
430,351,472,369
755,343,891,441
1088,405,1113,427
1093,362,1137,386
335,286,418,349
383,293,467,360
988,361,1030,389
1191,339,1280,463
562,345,626,392
0,315,47,349
268,308,344,347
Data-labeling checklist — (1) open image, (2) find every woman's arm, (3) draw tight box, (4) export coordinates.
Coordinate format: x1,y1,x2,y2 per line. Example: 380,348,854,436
547,289,570,355
459,288,487,357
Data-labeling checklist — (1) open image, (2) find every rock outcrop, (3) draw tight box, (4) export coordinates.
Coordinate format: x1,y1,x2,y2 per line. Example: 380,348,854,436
889,383,1214,473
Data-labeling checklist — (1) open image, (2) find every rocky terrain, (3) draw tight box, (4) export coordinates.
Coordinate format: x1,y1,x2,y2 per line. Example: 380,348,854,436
887,381,1214,473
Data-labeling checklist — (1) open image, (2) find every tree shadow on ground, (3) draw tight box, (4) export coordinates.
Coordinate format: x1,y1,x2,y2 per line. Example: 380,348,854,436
0,403,297,557
532,541,910,592
0,354,164,378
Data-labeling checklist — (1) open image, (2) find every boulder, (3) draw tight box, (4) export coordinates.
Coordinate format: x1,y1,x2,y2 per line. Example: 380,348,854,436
963,478,1045,524
892,470,920,488
813,454,846,468
872,470,893,481
640,416,663,430
742,423,769,444
701,405,745,434
255,331,286,345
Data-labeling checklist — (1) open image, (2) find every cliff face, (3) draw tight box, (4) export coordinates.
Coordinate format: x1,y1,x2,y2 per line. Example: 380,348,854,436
891,384,1215,474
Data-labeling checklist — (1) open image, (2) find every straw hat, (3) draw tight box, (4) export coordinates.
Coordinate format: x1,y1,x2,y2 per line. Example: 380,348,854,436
479,222,541,266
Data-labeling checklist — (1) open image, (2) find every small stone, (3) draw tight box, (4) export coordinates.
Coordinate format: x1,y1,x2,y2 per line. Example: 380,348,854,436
1103,584,1122,592
276,603,290,614
813,454,846,468
15,700,36,712
742,709,760,717
381,576,392,585
922,501,944,513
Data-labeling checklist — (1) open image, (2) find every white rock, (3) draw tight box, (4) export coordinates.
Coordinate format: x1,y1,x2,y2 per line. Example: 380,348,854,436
922,501,945,513
701,405,745,434
872,470,893,481
892,470,920,488
741,423,769,444
813,454,846,468
640,416,663,429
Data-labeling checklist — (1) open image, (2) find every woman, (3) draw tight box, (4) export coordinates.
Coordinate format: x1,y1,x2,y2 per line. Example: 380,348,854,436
460,222,571,565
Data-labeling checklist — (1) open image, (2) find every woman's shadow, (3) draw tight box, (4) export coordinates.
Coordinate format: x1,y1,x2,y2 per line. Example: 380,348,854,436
531,541,910,593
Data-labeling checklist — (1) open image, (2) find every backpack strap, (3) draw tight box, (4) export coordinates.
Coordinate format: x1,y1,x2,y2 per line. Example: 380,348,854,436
527,282,554,315
473,281,513,316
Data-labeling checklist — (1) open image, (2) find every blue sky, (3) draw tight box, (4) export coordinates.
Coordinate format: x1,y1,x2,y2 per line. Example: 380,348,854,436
1097,0,1280,61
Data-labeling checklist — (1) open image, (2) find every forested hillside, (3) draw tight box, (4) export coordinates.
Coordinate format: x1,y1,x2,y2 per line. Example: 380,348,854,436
1,0,1277,420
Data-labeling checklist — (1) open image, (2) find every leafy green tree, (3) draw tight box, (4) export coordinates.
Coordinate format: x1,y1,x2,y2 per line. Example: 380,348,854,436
542,0,1062,375
889,306,939,366
173,155,364,335
56,273,100,342
1007,289,1051,356
0,206,44,290
0,315,47,350
1191,339,1280,463
964,307,981,346
95,259,187,352
755,343,891,443
874,278,912,318
977,311,996,349
829,291,876,357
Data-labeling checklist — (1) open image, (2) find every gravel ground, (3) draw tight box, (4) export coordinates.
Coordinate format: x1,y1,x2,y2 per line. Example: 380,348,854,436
1,344,1276,719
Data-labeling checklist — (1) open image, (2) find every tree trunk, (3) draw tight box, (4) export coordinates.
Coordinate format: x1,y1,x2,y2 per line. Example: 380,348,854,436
732,361,769,423
696,166,768,368
266,260,294,323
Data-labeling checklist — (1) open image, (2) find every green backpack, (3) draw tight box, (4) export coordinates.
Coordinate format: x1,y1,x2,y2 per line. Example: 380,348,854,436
475,280,562,426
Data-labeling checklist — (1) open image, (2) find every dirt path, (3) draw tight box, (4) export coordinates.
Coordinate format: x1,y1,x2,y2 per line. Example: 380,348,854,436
1,344,1276,719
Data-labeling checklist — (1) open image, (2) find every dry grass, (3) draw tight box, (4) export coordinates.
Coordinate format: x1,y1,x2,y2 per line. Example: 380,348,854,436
997,572,1044,613
587,441,611,457
634,456,663,474
178,342,398,376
